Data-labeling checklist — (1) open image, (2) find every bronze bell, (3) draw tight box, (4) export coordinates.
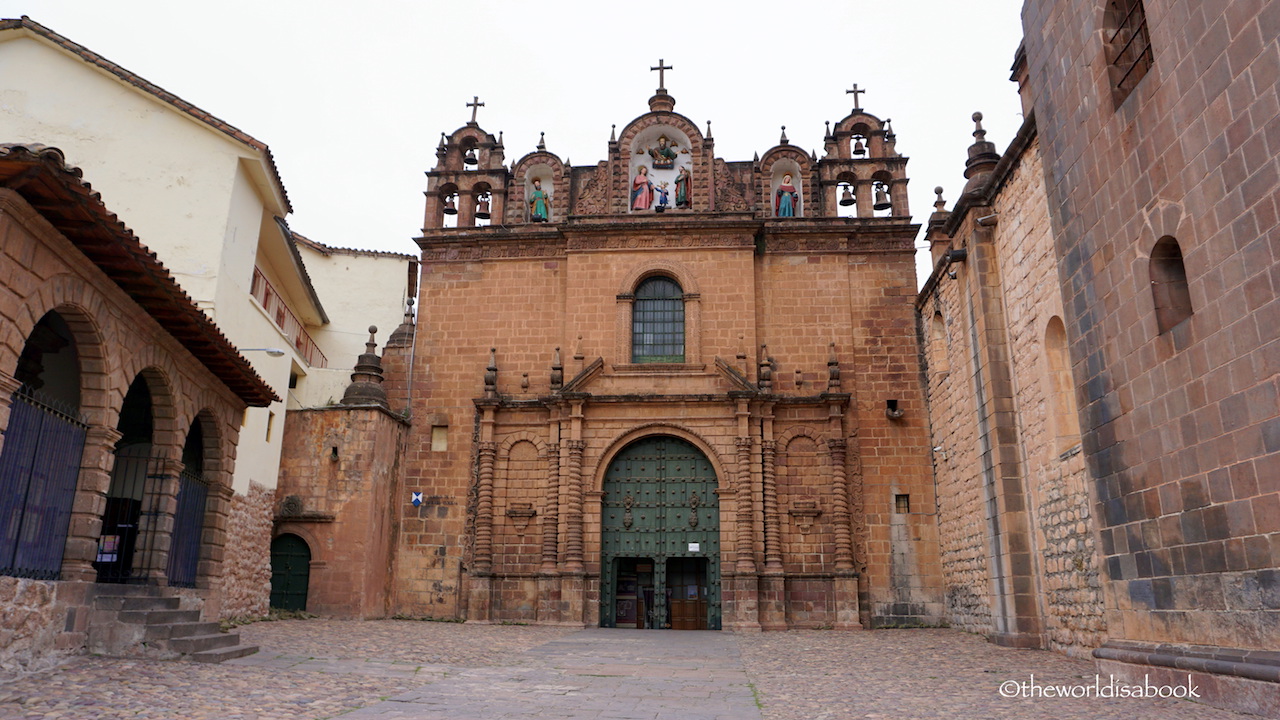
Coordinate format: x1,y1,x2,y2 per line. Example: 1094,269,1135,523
839,186,855,206
463,148,478,166
442,196,458,215
475,195,491,220
873,183,892,211
852,137,866,156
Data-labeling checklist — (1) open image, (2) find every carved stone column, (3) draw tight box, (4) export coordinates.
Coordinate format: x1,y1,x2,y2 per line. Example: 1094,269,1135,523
828,438,854,570
537,440,561,624
734,437,755,574
474,441,498,572
61,425,122,582
564,439,585,572
761,440,782,571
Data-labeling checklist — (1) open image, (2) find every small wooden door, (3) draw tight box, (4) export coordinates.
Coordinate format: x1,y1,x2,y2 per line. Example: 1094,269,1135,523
666,557,708,630
269,534,310,611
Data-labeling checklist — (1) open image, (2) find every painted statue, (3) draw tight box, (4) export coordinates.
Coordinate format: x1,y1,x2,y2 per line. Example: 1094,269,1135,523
674,166,691,209
529,178,551,222
655,181,670,211
775,173,799,217
631,166,655,210
646,136,678,169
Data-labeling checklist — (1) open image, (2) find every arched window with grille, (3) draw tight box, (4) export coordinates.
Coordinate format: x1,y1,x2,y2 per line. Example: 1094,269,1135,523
632,276,685,363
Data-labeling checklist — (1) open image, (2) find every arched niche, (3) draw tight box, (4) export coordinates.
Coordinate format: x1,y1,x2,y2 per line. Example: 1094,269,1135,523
628,125,693,213
769,159,805,218
524,165,555,223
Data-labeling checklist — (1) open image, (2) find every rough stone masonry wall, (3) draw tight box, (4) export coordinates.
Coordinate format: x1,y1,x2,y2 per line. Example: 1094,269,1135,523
219,482,273,619
0,578,61,678
990,140,1105,655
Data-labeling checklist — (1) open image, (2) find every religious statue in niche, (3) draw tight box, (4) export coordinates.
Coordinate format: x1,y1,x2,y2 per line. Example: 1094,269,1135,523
775,173,799,217
529,177,551,222
638,135,682,169
674,166,691,209
655,181,670,212
631,165,655,210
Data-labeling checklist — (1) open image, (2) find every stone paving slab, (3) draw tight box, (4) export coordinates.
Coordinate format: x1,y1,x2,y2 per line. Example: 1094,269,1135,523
0,620,1260,719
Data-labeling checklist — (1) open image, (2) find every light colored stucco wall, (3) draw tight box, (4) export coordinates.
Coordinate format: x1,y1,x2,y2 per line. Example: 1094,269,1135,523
294,247,412,408
0,33,300,493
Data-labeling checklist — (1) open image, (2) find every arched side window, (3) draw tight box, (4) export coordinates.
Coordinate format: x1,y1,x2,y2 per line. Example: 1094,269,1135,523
1044,316,1081,454
1150,236,1192,334
632,277,684,363
930,312,950,374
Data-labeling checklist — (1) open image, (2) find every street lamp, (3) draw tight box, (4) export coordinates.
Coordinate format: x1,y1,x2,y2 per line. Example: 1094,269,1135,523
241,348,286,357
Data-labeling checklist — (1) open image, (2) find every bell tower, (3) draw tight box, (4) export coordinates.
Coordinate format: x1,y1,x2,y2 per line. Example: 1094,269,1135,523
818,84,909,219
423,96,508,230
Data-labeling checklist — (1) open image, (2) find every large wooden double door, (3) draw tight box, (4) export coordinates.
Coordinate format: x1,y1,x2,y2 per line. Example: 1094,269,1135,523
600,436,720,630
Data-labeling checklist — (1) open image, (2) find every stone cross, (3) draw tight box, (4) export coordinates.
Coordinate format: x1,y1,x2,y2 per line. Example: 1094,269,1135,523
846,83,866,110
467,96,485,124
651,59,673,90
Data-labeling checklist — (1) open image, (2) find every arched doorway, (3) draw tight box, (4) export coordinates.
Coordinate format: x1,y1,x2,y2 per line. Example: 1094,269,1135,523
270,533,310,611
96,374,162,584
0,310,88,580
600,436,720,630
166,417,211,587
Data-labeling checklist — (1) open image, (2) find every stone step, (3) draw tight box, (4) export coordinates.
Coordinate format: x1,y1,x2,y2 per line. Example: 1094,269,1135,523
189,644,258,663
94,584,167,597
170,632,240,654
144,621,220,642
95,595,181,612
118,609,202,625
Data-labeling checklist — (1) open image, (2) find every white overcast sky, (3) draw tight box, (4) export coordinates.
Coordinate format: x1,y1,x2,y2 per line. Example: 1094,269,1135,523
2,0,1027,283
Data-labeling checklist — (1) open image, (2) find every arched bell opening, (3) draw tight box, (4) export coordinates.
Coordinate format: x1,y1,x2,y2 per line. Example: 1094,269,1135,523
460,137,480,170
438,183,460,229
472,182,493,227
835,172,858,218
871,171,894,217
0,310,89,581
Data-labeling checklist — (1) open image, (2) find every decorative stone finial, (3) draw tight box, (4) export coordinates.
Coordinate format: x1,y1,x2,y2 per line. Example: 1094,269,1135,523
438,132,446,148
340,325,388,408
828,343,841,391
934,187,946,210
963,111,1000,195
610,124,616,142
537,132,546,151
496,131,504,147
484,347,498,398
706,120,713,139
386,298,416,348
550,347,563,391
779,125,789,145
825,120,832,138
758,345,773,392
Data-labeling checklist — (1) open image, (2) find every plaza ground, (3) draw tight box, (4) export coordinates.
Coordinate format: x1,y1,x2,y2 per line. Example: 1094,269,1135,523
0,620,1254,719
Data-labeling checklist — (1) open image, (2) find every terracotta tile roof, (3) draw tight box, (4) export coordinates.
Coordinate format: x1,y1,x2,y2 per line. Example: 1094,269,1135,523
0,143,279,406
291,231,417,260
0,16,292,214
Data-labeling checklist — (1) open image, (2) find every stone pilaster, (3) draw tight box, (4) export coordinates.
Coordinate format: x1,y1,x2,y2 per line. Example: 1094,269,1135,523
734,437,755,574
61,426,121,582
761,439,782,572
138,457,183,585
564,439,585,573
473,441,497,572
828,438,854,570
198,482,234,590
539,442,560,574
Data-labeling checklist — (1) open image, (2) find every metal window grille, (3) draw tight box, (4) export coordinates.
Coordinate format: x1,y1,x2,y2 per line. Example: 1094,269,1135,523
632,277,685,363
0,386,88,580
1109,0,1153,96
166,466,210,588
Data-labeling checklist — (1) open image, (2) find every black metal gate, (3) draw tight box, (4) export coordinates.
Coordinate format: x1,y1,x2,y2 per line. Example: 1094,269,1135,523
94,448,166,584
166,467,209,588
0,386,88,579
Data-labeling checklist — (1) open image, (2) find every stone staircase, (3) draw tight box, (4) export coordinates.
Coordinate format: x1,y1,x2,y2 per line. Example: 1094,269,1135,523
88,585,257,663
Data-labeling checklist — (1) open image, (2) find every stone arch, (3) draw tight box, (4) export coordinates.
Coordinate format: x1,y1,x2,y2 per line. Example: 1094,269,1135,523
115,350,183,459
930,312,950,374
183,389,239,486
511,153,566,224
2,276,113,427
616,113,706,213
773,424,824,448
760,147,811,218
498,430,547,459
616,258,702,297
588,423,728,494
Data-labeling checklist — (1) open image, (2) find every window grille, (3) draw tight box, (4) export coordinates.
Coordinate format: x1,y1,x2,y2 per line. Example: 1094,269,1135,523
1108,0,1153,101
632,277,685,363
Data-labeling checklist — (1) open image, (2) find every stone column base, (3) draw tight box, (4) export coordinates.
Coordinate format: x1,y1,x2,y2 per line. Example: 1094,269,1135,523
759,573,787,631
729,573,761,631
833,574,862,630
559,573,586,628
536,574,560,625
466,574,492,624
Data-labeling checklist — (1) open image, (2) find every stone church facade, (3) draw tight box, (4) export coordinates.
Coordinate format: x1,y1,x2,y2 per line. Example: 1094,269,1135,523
278,79,944,631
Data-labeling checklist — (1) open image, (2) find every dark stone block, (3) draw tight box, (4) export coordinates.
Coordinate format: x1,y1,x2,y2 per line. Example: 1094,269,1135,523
1108,555,1124,580
1184,544,1206,575
1202,541,1229,573
1180,478,1210,510
1106,497,1128,526
1152,577,1175,609
1129,579,1155,608
1136,551,1153,578
1259,569,1280,610
1181,511,1208,544
1203,503,1231,541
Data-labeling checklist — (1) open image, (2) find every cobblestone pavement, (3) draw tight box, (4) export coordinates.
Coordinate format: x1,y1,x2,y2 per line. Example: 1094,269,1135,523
0,620,1256,719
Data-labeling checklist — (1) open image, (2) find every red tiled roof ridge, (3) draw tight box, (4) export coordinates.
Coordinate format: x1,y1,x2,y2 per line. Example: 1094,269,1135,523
0,142,279,406
291,231,417,260
0,16,293,214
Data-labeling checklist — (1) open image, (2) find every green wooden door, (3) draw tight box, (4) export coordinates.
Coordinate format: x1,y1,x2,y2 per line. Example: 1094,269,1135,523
269,533,310,611
601,437,720,629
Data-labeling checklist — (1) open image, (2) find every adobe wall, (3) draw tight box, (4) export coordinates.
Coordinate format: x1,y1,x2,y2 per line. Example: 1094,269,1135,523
276,406,407,618
1021,0,1279,652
